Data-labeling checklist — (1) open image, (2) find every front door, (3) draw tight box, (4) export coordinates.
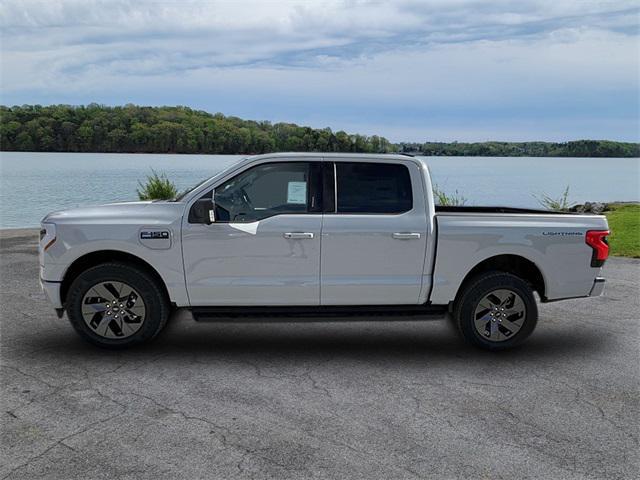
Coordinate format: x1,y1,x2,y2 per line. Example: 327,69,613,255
182,161,323,306
320,161,429,305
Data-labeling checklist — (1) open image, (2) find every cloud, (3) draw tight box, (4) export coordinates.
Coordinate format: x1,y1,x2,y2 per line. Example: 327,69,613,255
1,0,638,141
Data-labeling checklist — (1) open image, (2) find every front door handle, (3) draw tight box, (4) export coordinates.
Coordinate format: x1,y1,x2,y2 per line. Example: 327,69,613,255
284,232,314,239
392,232,421,240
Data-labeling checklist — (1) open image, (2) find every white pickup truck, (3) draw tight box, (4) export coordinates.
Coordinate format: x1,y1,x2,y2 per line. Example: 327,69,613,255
39,153,609,350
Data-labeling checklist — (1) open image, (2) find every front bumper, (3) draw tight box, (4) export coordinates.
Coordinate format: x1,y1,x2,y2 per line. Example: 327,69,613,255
589,277,606,297
40,278,63,308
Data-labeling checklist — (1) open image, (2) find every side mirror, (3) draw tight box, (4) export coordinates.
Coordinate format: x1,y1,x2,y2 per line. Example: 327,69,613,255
189,198,215,224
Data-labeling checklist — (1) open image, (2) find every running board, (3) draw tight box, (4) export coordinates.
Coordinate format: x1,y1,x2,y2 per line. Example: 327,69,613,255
191,304,448,322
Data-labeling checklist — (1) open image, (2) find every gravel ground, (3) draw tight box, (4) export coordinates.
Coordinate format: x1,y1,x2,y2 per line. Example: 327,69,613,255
1,228,638,479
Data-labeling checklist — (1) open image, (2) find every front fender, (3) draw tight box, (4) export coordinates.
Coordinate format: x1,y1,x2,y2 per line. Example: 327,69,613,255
42,222,189,306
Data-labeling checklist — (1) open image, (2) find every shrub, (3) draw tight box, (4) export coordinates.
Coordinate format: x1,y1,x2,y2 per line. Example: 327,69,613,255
137,169,178,200
433,184,468,206
533,185,571,211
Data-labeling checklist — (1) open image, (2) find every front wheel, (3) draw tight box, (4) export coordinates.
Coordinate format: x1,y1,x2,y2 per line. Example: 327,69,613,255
66,262,170,349
453,272,538,350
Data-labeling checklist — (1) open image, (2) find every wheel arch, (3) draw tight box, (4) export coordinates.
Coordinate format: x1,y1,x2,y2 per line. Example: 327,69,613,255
60,250,172,307
454,254,547,304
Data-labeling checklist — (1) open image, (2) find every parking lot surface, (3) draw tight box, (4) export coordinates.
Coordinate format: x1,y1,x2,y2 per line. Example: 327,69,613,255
1,229,638,479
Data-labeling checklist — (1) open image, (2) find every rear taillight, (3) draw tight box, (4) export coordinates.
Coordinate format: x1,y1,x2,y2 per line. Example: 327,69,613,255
586,230,609,267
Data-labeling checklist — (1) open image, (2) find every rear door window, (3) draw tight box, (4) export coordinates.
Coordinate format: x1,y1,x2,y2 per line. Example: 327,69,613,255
335,162,413,214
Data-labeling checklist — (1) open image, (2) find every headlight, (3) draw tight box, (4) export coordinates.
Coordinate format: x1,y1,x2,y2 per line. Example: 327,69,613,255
40,223,57,252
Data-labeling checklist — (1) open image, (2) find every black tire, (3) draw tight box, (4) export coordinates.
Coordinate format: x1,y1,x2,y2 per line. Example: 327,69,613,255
453,271,538,351
66,262,170,349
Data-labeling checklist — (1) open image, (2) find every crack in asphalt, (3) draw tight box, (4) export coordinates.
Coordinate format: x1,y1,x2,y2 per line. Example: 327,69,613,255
236,357,334,399
558,380,640,447
1,408,127,480
1,365,57,389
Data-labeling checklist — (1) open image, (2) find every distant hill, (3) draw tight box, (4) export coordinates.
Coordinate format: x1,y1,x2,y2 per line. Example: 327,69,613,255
1,104,638,157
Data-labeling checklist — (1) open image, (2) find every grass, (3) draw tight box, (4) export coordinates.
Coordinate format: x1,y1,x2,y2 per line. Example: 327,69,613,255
433,184,467,206
605,204,640,258
533,185,571,211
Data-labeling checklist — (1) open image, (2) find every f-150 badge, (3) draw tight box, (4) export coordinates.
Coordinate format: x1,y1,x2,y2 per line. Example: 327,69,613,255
140,231,169,239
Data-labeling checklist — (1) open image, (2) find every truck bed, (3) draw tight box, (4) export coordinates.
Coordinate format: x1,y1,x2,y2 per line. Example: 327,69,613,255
429,207,608,304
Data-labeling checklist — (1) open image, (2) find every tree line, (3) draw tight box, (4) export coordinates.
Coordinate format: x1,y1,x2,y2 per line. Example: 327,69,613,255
1,104,638,157
397,140,640,158
0,104,393,154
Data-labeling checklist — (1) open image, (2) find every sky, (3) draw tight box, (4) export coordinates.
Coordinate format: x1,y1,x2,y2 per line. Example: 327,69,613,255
1,0,639,142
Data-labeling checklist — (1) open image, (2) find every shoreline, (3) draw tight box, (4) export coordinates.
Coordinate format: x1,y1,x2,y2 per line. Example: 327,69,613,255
0,228,39,239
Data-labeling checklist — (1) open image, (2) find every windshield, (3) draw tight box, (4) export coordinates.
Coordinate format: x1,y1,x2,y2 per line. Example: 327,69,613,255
172,157,247,202
173,177,212,201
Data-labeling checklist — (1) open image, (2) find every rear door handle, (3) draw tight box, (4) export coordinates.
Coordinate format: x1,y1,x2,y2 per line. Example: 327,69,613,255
392,232,421,240
284,232,314,239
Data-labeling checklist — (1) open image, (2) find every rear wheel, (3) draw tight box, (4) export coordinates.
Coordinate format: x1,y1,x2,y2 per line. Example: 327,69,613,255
66,263,170,349
454,272,538,350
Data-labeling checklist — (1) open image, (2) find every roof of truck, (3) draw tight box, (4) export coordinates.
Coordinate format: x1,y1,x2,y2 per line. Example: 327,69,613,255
245,152,419,162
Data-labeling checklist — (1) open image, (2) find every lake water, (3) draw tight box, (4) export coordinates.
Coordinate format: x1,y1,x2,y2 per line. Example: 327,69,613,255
1,152,638,229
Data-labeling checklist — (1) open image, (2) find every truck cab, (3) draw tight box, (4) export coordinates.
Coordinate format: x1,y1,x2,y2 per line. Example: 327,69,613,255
183,154,433,307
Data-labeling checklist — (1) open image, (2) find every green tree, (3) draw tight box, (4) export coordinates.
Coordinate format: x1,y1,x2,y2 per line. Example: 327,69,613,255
1,104,637,157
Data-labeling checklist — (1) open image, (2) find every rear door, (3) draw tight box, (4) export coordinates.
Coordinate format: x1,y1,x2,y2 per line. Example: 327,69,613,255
320,160,429,305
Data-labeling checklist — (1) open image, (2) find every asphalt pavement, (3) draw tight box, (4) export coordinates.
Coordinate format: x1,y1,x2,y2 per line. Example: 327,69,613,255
1,228,638,479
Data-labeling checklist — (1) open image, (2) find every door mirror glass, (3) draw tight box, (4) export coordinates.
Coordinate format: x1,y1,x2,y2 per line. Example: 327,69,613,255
188,198,215,224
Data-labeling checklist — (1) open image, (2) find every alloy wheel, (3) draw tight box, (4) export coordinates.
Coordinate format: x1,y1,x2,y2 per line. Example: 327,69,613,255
473,288,526,342
81,281,146,339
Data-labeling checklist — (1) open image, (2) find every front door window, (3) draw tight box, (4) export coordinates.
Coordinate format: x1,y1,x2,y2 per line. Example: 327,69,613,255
214,162,321,222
